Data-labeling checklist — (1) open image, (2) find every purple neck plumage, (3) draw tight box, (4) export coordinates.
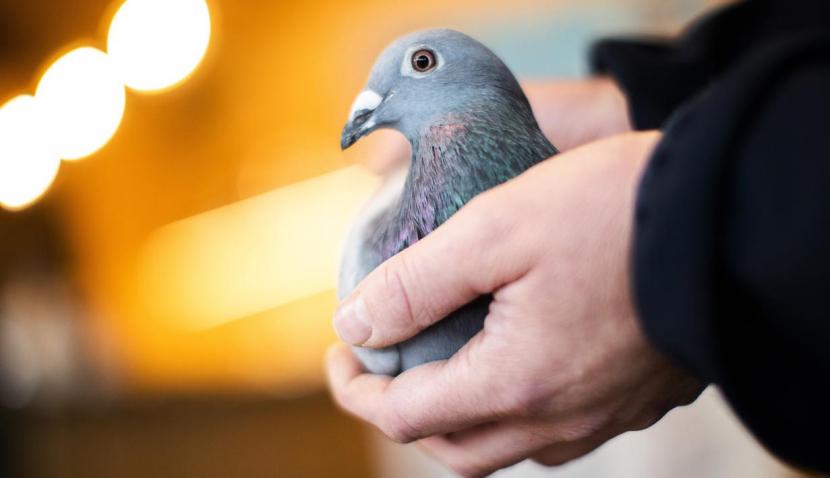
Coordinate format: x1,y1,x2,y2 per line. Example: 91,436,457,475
370,111,556,261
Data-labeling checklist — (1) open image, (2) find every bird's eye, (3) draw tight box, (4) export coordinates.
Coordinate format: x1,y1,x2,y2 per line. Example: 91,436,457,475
411,49,436,73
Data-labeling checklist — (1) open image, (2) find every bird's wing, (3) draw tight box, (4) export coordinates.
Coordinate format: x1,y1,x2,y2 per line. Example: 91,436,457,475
338,166,408,300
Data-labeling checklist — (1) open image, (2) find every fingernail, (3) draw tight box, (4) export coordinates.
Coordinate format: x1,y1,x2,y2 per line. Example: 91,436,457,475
334,296,371,345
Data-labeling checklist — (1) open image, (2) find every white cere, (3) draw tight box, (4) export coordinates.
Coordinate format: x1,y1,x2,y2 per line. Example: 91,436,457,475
348,90,383,121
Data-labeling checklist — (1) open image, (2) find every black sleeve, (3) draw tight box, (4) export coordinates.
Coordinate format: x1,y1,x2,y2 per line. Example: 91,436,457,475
595,2,830,472
590,0,830,129
634,38,830,473
591,1,830,473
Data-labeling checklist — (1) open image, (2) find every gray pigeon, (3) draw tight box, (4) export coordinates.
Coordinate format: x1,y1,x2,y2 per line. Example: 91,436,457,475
339,29,557,375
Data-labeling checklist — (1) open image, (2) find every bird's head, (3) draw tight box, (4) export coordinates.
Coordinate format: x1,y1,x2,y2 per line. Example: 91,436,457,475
340,29,528,150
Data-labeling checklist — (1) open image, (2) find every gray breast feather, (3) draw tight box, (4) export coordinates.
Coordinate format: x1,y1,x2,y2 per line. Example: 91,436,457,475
398,297,489,371
339,168,406,375
338,167,488,375
338,167,408,300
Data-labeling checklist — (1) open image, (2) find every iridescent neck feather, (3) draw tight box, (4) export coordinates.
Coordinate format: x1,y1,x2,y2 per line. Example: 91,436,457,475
370,107,557,261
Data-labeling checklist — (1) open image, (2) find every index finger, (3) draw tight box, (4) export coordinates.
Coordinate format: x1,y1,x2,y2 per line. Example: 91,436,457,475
326,332,514,443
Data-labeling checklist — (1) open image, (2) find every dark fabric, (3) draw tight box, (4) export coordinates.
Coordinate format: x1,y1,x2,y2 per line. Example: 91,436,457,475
591,0,830,130
592,0,830,473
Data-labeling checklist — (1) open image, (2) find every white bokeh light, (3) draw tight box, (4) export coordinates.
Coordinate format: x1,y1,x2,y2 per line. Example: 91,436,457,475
107,0,211,92
36,47,126,161
0,95,61,210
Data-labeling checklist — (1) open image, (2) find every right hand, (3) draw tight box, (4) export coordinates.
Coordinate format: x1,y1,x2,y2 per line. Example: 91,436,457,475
328,132,701,477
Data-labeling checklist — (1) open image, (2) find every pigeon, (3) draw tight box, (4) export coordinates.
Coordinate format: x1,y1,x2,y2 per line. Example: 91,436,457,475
339,29,558,375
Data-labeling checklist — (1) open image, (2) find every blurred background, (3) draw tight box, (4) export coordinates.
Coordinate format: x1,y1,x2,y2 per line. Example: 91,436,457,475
0,0,811,476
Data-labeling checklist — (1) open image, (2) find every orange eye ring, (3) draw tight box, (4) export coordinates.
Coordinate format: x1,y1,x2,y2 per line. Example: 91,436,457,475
411,49,437,72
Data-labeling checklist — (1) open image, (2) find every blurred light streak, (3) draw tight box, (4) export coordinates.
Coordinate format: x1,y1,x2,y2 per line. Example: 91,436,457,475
0,95,61,210
36,47,126,161
108,0,211,92
137,166,380,330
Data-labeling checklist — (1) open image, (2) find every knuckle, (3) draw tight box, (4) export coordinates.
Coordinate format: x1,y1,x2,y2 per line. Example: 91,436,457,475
533,453,572,467
497,378,550,419
381,255,428,329
448,458,491,478
556,413,611,442
629,408,663,432
378,408,419,444
331,388,358,416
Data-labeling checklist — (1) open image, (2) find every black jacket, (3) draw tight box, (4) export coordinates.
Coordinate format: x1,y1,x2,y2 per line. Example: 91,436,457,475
592,0,830,473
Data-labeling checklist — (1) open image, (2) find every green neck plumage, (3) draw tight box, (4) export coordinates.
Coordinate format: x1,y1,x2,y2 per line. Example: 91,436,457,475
374,109,556,258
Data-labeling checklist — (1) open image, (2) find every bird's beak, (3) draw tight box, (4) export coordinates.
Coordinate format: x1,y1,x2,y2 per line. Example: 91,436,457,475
341,89,383,150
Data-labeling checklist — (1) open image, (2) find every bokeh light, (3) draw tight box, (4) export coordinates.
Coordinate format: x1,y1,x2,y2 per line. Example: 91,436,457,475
36,47,126,161
107,0,212,92
0,95,61,210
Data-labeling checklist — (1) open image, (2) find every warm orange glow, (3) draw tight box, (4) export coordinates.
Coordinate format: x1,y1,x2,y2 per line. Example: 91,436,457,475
36,47,126,161
136,166,380,330
56,0,649,391
107,0,212,92
0,95,61,210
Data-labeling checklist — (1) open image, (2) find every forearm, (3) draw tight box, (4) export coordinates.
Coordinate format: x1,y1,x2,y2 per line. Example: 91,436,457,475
633,34,830,473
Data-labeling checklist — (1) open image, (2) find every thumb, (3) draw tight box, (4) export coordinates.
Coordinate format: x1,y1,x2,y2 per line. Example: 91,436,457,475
333,192,528,348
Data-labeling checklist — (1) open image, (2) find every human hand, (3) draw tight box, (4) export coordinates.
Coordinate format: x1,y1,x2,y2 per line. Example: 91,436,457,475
524,76,631,151
327,131,702,477
342,77,631,175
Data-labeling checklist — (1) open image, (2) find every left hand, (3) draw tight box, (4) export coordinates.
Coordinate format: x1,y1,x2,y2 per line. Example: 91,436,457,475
326,131,703,477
